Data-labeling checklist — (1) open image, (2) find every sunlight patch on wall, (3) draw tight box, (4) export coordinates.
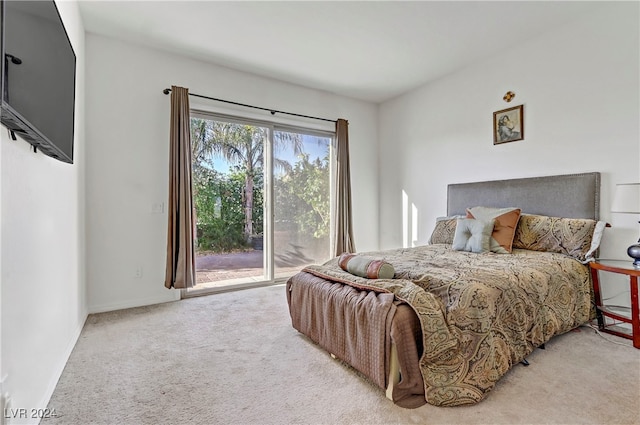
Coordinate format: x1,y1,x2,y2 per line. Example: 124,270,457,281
402,190,408,248
402,189,419,248
412,203,418,247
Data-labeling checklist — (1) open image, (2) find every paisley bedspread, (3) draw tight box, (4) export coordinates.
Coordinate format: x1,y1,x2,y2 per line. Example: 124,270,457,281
302,244,592,406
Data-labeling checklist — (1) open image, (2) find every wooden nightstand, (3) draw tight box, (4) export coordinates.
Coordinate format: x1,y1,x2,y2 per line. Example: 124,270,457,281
589,259,640,348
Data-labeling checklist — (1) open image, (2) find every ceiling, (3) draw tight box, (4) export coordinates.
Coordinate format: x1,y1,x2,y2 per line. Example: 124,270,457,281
78,1,604,103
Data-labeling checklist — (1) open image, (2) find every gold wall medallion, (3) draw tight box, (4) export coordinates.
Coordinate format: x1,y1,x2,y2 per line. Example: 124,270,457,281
503,91,515,102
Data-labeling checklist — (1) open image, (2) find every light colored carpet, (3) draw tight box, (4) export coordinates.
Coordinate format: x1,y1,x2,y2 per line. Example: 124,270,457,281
44,284,640,425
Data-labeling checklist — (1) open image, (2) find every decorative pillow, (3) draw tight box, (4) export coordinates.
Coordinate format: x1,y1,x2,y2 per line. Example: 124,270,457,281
584,220,607,260
429,216,461,244
452,218,495,253
512,214,607,262
338,252,395,279
466,206,522,254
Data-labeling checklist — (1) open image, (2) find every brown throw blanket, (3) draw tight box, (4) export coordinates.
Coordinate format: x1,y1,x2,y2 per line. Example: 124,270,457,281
303,244,592,406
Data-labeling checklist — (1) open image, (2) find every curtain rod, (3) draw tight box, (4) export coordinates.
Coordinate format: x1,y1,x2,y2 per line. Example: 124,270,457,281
162,88,337,124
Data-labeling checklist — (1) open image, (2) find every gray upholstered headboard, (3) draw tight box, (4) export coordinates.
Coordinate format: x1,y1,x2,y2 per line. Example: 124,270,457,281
447,172,600,220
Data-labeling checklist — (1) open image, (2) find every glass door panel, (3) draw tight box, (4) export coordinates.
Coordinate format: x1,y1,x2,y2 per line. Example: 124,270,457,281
273,130,332,278
190,117,267,291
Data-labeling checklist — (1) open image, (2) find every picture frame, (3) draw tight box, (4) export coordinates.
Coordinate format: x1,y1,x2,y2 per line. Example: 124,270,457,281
493,104,524,145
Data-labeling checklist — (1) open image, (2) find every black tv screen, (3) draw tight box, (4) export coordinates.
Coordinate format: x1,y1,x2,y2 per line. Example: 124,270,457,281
1,0,76,164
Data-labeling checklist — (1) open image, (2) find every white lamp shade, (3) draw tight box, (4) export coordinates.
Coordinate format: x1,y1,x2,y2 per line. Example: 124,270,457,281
611,183,640,214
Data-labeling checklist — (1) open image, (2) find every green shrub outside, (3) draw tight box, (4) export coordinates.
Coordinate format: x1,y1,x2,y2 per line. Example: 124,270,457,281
194,167,263,252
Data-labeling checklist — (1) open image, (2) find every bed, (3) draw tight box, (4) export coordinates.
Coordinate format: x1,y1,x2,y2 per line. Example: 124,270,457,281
286,172,605,408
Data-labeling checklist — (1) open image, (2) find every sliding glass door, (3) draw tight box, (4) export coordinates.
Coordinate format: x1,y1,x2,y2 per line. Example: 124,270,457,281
187,112,333,293
273,129,332,279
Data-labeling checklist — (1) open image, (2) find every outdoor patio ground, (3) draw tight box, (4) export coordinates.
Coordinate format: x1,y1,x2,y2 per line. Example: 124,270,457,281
193,250,305,290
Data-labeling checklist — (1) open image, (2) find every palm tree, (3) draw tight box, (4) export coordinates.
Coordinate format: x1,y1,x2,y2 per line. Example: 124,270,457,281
191,118,303,244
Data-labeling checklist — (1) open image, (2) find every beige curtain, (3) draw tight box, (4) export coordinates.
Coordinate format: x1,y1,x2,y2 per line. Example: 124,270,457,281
333,118,356,256
164,86,196,289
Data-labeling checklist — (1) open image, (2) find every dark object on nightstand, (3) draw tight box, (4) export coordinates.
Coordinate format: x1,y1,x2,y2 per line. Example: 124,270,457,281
627,242,640,268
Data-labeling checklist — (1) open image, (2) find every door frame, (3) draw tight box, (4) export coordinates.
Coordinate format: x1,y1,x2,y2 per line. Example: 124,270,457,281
183,110,335,298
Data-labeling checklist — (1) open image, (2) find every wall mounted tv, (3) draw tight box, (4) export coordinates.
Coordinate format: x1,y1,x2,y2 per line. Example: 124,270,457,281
1,0,76,164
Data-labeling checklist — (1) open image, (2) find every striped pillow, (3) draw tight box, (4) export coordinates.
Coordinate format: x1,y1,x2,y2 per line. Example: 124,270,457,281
338,252,395,279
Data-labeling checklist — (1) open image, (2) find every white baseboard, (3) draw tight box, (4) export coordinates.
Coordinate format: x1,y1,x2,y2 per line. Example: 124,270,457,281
34,311,88,425
88,291,180,314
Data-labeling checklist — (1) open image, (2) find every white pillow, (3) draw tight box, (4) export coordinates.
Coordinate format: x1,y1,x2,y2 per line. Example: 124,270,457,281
452,218,495,253
583,220,607,262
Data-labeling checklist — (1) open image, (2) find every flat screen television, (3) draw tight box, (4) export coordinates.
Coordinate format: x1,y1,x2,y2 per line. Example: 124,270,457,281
1,0,76,164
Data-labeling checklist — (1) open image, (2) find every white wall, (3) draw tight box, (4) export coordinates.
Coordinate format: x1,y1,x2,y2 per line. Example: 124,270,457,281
84,34,379,313
0,1,86,423
378,3,639,306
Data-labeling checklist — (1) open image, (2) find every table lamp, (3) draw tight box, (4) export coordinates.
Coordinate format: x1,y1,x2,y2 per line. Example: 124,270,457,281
611,182,640,268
